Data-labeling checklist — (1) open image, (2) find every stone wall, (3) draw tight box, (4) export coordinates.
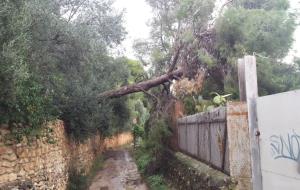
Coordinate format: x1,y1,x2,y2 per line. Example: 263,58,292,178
0,120,133,189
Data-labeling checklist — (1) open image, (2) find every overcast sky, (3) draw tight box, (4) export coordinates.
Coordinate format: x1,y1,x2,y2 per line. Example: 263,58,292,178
114,0,300,63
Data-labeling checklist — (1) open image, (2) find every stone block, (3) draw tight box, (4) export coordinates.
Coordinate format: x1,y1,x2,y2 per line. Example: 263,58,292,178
18,158,30,164
0,166,16,176
1,153,17,162
1,160,16,168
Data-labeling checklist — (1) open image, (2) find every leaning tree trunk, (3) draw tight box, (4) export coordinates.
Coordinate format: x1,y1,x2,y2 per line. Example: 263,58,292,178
97,68,184,100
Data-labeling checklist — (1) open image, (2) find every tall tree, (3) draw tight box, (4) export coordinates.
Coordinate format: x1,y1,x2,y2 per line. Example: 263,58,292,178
99,0,299,99
0,0,131,139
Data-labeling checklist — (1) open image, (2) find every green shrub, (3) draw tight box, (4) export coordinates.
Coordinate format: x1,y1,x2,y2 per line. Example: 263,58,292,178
136,152,152,173
133,114,171,190
147,175,168,190
67,155,104,190
0,0,131,142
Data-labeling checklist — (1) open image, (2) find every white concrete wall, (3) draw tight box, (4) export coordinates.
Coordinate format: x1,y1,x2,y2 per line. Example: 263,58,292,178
257,90,300,190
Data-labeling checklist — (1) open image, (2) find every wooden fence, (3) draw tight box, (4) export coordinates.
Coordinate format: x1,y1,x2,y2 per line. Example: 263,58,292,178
177,107,230,174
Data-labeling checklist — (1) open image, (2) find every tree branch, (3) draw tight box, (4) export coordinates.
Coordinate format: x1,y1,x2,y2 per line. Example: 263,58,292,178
167,44,183,73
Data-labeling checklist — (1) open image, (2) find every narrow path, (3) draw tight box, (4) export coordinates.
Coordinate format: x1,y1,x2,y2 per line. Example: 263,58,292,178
89,149,148,190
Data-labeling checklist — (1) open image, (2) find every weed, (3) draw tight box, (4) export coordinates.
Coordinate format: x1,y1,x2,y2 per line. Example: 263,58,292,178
67,168,88,190
67,154,105,190
147,175,168,190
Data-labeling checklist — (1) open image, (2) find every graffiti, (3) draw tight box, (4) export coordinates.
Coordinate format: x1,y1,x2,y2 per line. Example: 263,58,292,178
270,130,300,162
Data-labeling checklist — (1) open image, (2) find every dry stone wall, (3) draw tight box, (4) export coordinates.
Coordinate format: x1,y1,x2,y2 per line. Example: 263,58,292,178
0,120,133,189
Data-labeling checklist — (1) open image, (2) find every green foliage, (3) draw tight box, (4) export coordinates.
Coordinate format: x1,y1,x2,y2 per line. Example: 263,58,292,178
134,116,171,175
202,0,298,98
132,124,145,139
134,118,170,189
216,8,295,59
211,92,232,106
146,175,169,190
0,0,132,140
145,118,171,154
0,1,57,135
143,0,216,74
67,155,104,190
143,0,299,101
197,49,216,68
182,93,231,115
126,59,147,84
136,152,152,173
4,125,56,144
256,58,300,96
234,0,290,10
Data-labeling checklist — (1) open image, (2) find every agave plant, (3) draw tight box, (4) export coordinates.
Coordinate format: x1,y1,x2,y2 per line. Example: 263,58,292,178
210,92,232,106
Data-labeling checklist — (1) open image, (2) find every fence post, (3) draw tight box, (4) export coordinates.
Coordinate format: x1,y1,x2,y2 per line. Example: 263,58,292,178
238,58,246,101
185,117,188,151
238,55,262,190
197,116,200,157
177,120,180,150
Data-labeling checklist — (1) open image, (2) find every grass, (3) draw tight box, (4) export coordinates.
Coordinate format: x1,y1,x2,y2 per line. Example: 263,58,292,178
89,154,105,178
146,175,169,190
130,145,170,190
67,154,105,190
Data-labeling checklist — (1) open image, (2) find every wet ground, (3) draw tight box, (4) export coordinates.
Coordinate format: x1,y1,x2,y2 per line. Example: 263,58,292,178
89,149,148,190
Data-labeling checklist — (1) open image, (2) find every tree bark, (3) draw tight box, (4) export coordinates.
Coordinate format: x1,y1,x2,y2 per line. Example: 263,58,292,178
98,68,184,99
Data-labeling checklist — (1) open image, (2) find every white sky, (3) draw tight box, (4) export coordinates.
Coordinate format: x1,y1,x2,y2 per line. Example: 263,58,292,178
113,0,300,63
113,0,152,59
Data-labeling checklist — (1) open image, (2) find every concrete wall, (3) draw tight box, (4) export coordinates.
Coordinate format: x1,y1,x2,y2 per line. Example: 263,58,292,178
257,90,300,190
0,120,133,189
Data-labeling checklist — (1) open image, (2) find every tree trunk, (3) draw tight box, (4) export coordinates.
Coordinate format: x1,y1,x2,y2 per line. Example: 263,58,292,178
98,68,184,99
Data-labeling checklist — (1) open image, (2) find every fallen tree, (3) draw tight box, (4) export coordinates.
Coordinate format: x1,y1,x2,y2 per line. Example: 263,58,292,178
98,68,184,99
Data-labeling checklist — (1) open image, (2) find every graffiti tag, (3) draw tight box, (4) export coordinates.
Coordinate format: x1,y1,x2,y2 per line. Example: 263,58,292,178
270,130,300,162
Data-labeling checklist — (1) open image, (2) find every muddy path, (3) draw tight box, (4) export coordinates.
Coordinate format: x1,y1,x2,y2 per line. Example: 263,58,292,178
89,149,148,190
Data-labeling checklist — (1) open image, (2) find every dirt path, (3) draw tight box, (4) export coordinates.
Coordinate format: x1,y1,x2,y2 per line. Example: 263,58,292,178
89,149,148,190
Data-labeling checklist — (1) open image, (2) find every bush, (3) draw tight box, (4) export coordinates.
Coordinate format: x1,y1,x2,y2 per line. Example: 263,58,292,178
0,0,131,142
133,114,171,189
67,155,104,190
147,175,168,190
136,152,152,173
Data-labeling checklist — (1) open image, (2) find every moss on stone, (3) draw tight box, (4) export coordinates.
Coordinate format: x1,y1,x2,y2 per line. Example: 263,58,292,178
163,151,237,190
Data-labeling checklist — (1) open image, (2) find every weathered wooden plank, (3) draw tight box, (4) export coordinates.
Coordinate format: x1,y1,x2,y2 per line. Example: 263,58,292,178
178,121,187,151
198,111,210,162
186,115,198,156
177,107,228,173
244,55,262,190
238,58,246,101
209,107,226,169
224,137,230,174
